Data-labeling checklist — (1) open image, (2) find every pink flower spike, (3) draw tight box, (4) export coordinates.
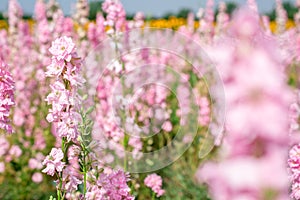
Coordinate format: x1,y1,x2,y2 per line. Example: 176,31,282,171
0,60,15,134
144,173,165,197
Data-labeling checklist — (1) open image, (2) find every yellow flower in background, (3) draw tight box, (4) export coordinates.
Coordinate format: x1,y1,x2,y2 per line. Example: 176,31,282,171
0,18,297,33
0,20,8,30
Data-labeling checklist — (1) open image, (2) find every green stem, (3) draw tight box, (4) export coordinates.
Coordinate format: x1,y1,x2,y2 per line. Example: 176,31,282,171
56,172,63,200
84,170,87,195
112,33,128,171
57,188,61,200
152,191,156,200
83,151,87,196
57,138,67,200
123,136,127,171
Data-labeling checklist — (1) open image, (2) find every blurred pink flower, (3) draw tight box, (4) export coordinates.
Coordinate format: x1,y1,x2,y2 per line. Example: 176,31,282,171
144,173,165,197
197,150,289,200
197,8,291,200
28,158,43,170
0,136,9,156
102,0,126,32
9,145,22,158
162,121,173,132
32,172,43,183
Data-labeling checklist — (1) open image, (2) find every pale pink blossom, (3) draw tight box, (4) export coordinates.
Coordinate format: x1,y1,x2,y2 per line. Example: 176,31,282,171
28,158,43,170
86,170,134,200
162,121,172,132
32,172,43,183
0,136,9,156
49,36,75,62
144,173,165,197
9,145,22,158
42,148,65,176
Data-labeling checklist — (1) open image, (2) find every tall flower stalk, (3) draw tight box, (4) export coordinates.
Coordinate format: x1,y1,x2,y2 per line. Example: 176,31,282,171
43,36,85,199
0,60,15,134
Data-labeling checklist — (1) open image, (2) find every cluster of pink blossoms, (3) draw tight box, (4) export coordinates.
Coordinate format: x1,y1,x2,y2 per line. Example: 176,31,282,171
43,36,84,179
288,144,300,199
42,148,64,176
0,60,15,133
197,8,292,200
102,0,126,32
144,173,165,197
87,13,106,48
86,170,134,200
45,36,84,142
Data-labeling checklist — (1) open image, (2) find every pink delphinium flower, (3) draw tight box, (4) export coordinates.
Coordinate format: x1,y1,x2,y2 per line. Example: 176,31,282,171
128,11,145,29
102,0,126,32
86,169,134,200
197,9,292,200
42,148,65,176
73,0,89,41
276,0,288,34
291,181,300,200
49,36,75,62
162,121,173,132
289,144,300,175
197,150,289,200
0,136,9,156
0,60,15,133
0,30,9,61
8,0,23,36
98,170,133,199
73,0,89,26
215,2,229,35
9,145,22,158
32,172,43,183
45,36,84,142
29,157,43,170
133,12,145,28
59,166,82,194
289,91,300,134
288,144,300,199
87,13,106,48
198,0,214,41
44,36,88,198
247,0,258,13
197,96,211,126
144,173,165,197
34,0,47,22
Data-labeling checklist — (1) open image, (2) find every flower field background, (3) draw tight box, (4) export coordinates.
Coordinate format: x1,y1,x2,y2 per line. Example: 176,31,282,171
1,0,300,199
